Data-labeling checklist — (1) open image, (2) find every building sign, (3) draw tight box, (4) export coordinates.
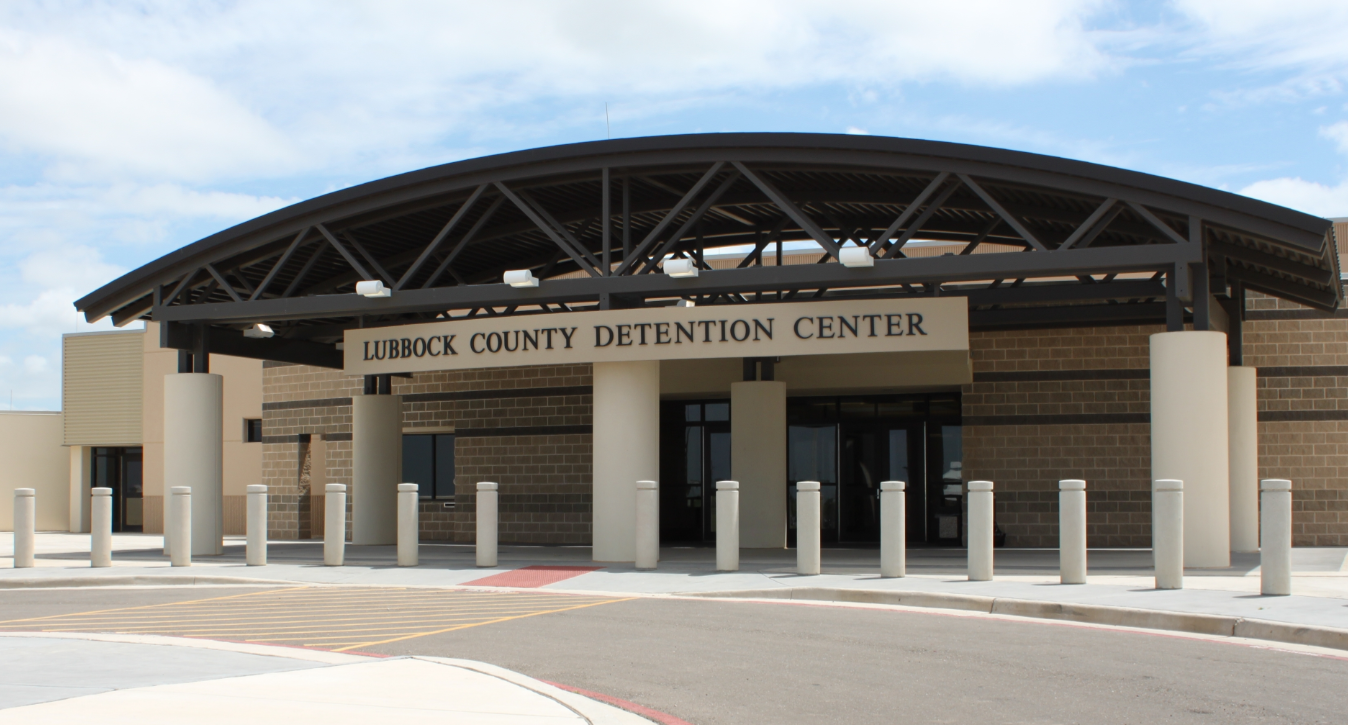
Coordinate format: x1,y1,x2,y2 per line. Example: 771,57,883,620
344,297,968,375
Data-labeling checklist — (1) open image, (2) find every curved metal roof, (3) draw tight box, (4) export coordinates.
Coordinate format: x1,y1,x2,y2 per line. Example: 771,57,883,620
75,133,1340,367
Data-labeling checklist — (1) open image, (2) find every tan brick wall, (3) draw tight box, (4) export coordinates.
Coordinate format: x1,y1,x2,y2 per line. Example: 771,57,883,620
261,362,592,543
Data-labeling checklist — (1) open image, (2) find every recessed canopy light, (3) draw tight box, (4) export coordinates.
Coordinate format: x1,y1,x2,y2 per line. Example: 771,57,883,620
839,247,875,268
355,280,391,298
663,258,698,278
243,323,274,339
503,269,539,288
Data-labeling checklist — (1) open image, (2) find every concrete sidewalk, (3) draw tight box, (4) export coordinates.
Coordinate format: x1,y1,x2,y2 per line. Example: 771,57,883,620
0,632,653,724
4,532,1348,645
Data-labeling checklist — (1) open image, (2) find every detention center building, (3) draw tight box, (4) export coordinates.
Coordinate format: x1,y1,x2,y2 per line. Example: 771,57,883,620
56,133,1348,565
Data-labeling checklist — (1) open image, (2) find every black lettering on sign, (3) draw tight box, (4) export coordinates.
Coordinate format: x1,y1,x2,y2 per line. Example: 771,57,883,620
753,319,773,341
401,338,412,358
444,335,457,355
719,320,728,342
654,322,670,344
675,321,694,343
559,327,576,349
363,341,373,361
817,317,834,339
503,330,519,352
387,339,401,358
412,338,426,357
907,313,926,336
698,320,716,342
616,324,632,346
635,322,652,345
544,328,557,349
794,317,813,339
470,333,486,353
886,314,904,336
839,315,859,338
523,329,539,351
730,319,750,341
486,332,502,353
595,325,614,347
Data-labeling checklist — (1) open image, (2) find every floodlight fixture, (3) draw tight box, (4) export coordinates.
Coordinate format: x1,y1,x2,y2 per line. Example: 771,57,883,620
839,246,875,268
663,258,698,278
243,323,274,339
503,269,539,288
355,280,392,298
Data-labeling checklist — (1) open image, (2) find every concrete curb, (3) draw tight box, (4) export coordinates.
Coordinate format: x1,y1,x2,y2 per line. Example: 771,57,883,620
0,575,291,589
688,587,1348,652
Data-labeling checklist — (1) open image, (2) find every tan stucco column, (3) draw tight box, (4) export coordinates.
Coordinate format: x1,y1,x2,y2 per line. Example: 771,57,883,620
1151,331,1230,568
732,380,787,549
1228,366,1259,553
164,373,224,556
68,445,92,533
352,393,402,545
592,360,660,562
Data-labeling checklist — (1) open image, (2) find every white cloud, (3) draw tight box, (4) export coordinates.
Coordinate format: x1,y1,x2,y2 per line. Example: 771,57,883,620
1238,177,1348,218
1321,121,1348,154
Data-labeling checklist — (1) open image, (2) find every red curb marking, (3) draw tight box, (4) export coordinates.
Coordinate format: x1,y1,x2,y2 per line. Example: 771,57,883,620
543,680,695,725
463,565,604,589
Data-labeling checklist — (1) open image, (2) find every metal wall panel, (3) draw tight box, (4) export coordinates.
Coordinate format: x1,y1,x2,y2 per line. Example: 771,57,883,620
62,330,144,446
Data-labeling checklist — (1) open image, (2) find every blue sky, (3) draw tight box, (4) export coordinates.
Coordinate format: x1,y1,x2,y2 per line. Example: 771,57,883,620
2,0,1348,410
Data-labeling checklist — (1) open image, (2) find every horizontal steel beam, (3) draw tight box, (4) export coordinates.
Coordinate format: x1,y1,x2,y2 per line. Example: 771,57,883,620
154,244,1201,325
161,322,343,368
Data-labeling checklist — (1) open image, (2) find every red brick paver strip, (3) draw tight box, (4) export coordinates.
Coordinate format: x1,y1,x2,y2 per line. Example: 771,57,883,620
463,565,604,588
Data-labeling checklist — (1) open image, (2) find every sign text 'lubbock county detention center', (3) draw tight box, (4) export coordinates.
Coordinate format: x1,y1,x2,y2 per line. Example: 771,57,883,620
343,297,968,375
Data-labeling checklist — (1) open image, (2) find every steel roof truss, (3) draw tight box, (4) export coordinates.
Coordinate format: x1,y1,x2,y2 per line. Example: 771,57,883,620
515,187,603,274
879,179,963,259
615,162,726,276
315,224,374,281
732,161,841,260
204,264,242,303
957,173,1048,251
637,170,743,274
395,184,487,291
423,195,505,289
494,182,600,278
1125,201,1189,245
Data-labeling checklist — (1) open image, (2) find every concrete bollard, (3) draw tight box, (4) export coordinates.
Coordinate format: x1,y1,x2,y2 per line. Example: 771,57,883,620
476,482,498,568
880,481,905,578
635,481,659,570
91,487,112,568
796,481,821,575
1260,479,1293,596
967,480,994,581
246,485,267,566
398,483,419,567
716,480,739,572
13,488,35,569
1059,479,1087,585
163,484,174,557
170,486,192,567
324,483,346,566
1154,479,1184,590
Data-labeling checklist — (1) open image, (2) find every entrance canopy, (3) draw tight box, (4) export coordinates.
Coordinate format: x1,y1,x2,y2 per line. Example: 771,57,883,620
76,133,1341,369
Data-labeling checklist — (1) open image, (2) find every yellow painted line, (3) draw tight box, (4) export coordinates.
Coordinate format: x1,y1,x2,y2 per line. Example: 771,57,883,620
331,597,635,652
0,586,312,626
22,599,595,625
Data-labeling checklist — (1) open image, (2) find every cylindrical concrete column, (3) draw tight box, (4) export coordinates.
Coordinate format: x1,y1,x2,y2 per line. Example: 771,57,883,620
163,484,174,557
1059,479,1087,585
1154,479,1184,590
324,483,346,566
880,481,905,578
592,361,660,563
1229,367,1259,553
796,481,821,576
352,394,402,546
246,484,267,566
635,481,659,570
1260,479,1292,596
476,482,498,568
716,480,739,572
398,483,419,567
13,488,35,569
91,487,112,568
967,480,994,581
1152,331,1230,568
164,373,224,557
170,486,192,567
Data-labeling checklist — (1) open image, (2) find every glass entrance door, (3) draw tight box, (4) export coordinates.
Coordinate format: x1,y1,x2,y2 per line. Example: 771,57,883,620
659,401,730,542
92,447,143,533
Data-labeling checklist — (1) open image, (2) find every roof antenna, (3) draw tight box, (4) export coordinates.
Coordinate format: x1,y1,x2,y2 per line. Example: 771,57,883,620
605,103,611,139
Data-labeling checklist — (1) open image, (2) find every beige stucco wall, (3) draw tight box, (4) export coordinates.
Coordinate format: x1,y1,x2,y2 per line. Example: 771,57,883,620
0,412,68,531
141,323,263,534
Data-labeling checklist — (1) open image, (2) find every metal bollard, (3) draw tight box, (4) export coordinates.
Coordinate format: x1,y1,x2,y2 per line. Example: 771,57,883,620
796,481,821,575
967,480,994,581
880,481,905,578
397,483,419,567
1154,479,1184,590
716,480,739,572
635,481,659,570
91,487,112,568
1059,479,1087,585
170,486,192,567
13,488,35,569
324,483,346,566
246,485,267,566
1260,479,1292,596
476,482,498,568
